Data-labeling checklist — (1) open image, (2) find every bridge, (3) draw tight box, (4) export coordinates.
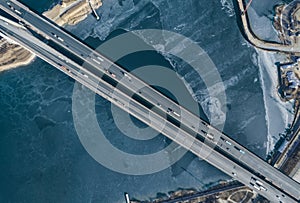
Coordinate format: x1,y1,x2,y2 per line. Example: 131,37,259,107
0,0,299,202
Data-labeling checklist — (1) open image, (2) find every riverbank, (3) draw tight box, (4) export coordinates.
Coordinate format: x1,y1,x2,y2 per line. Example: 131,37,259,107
244,0,296,155
256,50,294,153
0,38,36,72
129,181,257,203
43,0,102,26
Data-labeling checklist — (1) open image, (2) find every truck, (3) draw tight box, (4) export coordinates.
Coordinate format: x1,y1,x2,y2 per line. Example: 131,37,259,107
255,180,264,186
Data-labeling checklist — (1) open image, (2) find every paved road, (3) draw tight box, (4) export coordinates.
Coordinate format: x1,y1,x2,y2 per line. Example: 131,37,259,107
237,0,300,53
0,1,300,202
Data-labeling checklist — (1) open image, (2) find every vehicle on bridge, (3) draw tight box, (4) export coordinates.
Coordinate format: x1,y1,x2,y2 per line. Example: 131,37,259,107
250,177,268,192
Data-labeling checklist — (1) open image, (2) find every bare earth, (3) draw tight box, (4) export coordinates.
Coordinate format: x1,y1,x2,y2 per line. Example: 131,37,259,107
43,0,102,26
0,38,35,72
0,0,102,72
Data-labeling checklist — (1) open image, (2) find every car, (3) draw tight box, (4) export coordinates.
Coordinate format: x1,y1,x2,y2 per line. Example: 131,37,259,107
260,186,267,191
173,111,180,117
105,69,115,77
58,36,64,42
206,134,214,140
18,20,25,26
92,58,101,65
253,185,261,191
167,108,173,113
201,121,207,126
225,140,232,145
14,9,22,15
97,56,104,62
121,71,132,80
255,180,264,186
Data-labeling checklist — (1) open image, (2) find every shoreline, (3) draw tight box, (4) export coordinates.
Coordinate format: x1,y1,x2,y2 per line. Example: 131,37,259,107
244,1,296,155
0,52,36,72
43,0,102,27
256,50,294,154
129,180,255,203
0,39,36,73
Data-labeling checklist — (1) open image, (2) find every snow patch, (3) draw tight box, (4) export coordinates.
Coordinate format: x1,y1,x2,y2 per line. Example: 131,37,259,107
219,0,235,17
256,50,294,154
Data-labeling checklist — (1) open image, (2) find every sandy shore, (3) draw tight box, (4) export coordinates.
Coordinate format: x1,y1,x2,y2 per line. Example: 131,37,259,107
0,39,36,72
43,0,102,27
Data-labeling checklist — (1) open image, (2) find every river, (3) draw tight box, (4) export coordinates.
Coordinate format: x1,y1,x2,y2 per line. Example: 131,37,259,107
0,0,293,202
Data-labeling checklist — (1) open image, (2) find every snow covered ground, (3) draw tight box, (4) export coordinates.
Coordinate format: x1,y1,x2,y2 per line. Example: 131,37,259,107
256,50,294,153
